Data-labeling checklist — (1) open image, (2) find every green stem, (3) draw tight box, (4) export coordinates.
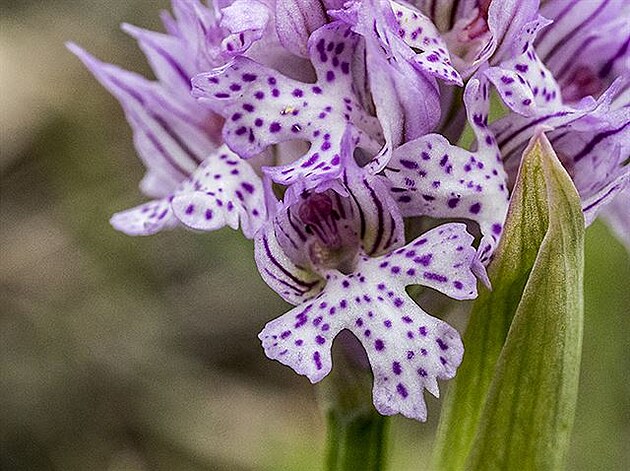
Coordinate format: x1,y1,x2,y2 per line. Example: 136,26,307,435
319,339,389,471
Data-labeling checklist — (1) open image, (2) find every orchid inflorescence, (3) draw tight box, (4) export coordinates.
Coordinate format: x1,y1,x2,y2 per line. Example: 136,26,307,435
69,0,629,421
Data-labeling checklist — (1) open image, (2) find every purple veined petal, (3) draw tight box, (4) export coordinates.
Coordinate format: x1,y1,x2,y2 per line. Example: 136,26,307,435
171,145,267,239
275,0,329,58
494,77,627,173
388,0,463,86
192,22,383,189
536,0,625,75
485,0,539,65
121,22,197,97
256,161,405,304
349,1,441,171
582,169,630,227
255,219,326,305
139,170,180,199
342,169,405,257
484,15,562,116
110,198,179,236
553,96,630,205
547,14,630,103
220,0,271,58
258,222,477,421
261,164,404,291
168,0,225,70
67,43,219,192
385,75,509,261
599,185,630,251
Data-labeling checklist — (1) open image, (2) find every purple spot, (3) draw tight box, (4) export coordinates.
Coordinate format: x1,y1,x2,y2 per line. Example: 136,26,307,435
313,351,322,370
447,198,460,208
375,339,385,351
470,202,481,214
419,326,427,336
392,362,402,375
396,383,408,398
399,159,419,169
316,335,326,345
242,73,257,82
269,122,282,133
436,338,449,350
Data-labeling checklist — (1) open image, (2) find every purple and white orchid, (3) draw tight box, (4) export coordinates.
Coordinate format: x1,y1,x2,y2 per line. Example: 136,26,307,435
69,0,630,423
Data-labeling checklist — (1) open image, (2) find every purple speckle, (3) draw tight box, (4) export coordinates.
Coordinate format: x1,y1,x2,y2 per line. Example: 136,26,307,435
313,351,322,370
375,339,385,351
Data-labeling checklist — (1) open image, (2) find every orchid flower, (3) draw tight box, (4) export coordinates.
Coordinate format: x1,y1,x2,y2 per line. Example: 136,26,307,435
256,164,480,420
68,0,629,430
67,0,270,236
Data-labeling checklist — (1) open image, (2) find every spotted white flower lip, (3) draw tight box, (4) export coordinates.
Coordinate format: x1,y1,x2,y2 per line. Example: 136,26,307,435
192,21,383,191
256,165,479,421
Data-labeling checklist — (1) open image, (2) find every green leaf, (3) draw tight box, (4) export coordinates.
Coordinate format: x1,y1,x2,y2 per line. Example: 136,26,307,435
432,133,584,470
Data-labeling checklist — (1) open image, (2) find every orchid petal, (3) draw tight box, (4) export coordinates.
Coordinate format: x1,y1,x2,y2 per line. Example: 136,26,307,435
599,186,630,251
259,223,477,421
485,16,562,116
67,43,218,192
583,169,630,226
257,167,404,302
385,76,508,261
171,145,267,238
389,0,462,86
255,220,326,305
536,0,625,78
275,0,328,58
110,198,179,236
121,23,197,97
192,22,382,189
220,0,271,57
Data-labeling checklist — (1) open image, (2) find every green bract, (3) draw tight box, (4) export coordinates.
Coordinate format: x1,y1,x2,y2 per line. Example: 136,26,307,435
433,132,585,470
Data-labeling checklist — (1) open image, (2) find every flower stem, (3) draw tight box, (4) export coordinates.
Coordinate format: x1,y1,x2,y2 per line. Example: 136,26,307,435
320,335,389,471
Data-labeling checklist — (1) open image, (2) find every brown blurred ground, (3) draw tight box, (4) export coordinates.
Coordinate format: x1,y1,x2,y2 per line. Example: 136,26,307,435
1,1,629,470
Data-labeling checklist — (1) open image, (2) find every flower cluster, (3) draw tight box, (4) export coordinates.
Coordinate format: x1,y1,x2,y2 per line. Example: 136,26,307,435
69,0,629,421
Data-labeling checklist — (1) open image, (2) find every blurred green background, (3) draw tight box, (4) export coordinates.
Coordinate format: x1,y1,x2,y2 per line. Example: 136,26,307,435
1,1,628,469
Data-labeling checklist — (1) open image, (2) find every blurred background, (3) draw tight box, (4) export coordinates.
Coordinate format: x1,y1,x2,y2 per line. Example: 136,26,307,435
1,1,628,469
